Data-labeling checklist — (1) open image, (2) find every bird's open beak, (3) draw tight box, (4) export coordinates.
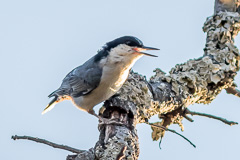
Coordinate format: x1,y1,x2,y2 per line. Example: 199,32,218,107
133,46,159,57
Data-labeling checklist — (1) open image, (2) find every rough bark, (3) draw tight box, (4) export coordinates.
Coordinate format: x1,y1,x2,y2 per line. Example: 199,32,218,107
214,0,240,14
12,1,240,159
69,1,240,159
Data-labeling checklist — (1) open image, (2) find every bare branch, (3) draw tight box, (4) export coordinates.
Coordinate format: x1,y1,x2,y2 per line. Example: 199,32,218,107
226,87,240,98
185,109,238,126
13,1,239,159
12,135,83,153
146,122,196,148
183,114,194,122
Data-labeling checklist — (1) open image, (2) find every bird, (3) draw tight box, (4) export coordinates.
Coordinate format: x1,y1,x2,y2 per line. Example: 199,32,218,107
42,36,159,120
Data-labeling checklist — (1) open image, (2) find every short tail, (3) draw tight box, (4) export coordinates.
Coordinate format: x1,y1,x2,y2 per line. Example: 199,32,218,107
42,96,58,115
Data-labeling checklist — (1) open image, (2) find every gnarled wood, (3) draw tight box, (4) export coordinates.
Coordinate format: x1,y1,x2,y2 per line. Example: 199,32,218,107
11,1,240,159
89,1,240,159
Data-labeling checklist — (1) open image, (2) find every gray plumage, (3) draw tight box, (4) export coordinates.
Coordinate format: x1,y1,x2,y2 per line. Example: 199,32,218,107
49,57,102,98
42,36,159,116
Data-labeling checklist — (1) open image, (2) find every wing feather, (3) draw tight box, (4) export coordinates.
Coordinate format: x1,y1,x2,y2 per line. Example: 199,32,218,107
54,57,103,97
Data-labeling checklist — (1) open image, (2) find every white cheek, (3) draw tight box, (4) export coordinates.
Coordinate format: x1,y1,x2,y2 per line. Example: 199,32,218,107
107,44,143,65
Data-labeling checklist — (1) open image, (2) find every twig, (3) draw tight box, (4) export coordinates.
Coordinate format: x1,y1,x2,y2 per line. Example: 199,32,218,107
12,135,83,153
185,109,238,126
159,137,163,150
116,146,127,160
226,87,240,98
183,114,194,122
145,122,196,148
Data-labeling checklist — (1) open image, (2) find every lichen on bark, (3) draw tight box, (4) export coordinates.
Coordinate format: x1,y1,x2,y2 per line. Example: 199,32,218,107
89,11,240,160
11,1,240,160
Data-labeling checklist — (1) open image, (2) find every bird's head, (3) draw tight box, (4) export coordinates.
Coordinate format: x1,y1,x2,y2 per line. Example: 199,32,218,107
106,36,159,58
94,36,159,67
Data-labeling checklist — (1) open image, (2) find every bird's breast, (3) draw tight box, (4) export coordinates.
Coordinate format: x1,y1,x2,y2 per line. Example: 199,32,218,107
75,63,130,112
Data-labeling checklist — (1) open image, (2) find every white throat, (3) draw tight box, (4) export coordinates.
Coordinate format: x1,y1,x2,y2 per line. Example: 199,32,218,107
105,44,143,68
73,44,143,112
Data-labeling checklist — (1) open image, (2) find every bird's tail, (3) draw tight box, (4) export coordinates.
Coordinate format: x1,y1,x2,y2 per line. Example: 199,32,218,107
42,96,58,115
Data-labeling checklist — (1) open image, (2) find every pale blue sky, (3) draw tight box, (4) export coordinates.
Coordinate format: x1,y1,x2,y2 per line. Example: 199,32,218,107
1,0,240,160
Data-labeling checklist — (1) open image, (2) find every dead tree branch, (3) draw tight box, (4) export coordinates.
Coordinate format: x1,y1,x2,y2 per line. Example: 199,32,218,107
12,0,240,159
89,0,240,158
146,122,196,148
185,109,238,126
183,114,194,122
226,86,240,98
11,135,84,153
